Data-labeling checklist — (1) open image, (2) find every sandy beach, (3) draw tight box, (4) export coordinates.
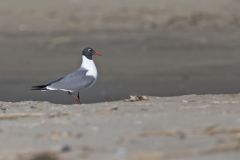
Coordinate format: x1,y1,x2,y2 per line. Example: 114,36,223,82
0,94,239,160
0,1,240,159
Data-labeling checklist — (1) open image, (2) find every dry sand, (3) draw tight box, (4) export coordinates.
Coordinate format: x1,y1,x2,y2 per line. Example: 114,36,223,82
0,94,239,160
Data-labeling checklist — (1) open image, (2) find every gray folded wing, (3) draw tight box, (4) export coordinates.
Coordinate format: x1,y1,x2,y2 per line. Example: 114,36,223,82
47,68,96,91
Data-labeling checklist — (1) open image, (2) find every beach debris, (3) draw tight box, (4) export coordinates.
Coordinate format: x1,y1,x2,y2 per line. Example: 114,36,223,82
110,106,118,111
127,95,149,102
30,105,37,109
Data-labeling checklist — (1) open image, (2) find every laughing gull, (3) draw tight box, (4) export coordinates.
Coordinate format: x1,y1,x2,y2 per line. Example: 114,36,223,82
32,47,102,103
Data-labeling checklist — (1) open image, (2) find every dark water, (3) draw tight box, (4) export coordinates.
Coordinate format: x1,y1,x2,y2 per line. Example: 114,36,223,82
1,30,240,104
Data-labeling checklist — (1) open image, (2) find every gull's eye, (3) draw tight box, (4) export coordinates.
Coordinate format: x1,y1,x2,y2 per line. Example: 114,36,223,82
88,49,93,52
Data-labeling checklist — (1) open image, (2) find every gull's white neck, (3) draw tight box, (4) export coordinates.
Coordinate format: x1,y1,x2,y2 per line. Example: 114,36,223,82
80,55,97,78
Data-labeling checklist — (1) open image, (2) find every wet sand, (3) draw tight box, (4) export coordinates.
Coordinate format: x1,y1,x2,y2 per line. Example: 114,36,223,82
0,0,240,103
0,94,239,160
1,30,240,104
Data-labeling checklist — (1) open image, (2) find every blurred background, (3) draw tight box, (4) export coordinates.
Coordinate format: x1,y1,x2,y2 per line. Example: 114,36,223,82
1,0,240,104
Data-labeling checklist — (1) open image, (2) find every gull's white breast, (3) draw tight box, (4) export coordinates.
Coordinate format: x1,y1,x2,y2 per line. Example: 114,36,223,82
81,55,97,78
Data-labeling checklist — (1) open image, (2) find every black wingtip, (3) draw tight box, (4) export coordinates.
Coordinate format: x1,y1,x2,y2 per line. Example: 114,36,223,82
32,85,48,91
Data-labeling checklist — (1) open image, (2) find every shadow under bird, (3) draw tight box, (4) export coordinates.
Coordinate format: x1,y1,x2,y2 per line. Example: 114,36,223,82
32,47,102,103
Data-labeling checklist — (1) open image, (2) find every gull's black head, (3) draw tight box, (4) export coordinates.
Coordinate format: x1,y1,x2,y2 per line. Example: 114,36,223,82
82,47,102,60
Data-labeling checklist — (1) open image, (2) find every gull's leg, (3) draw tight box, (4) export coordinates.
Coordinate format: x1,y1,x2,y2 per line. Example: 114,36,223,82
77,92,81,104
68,91,80,104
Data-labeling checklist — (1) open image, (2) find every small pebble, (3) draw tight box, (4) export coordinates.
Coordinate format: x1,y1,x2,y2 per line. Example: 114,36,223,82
30,105,37,109
61,145,72,153
110,107,118,111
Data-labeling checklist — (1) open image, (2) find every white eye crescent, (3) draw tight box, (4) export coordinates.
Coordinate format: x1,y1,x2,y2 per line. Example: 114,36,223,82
88,49,93,52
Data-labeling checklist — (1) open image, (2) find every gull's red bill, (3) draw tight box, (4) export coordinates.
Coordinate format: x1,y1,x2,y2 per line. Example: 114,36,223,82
95,51,103,56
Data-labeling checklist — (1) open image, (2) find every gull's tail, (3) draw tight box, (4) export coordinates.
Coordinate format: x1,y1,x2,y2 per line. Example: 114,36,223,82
32,84,48,91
